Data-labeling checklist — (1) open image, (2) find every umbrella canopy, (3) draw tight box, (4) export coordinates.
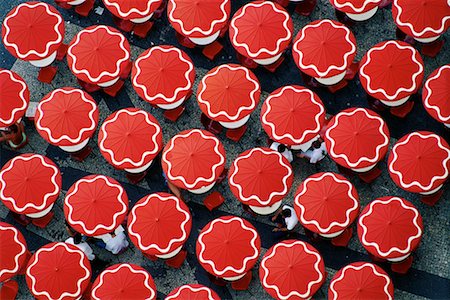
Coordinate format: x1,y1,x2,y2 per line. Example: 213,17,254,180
357,196,423,260
0,154,61,215
422,64,450,125
229,1,293,60
26,242,91,300
388,131,450,194
162,129,226,190
392,0,450,40
67,25,131,85
128,192,192,256
259,240,325,300
196,216,260,279
325,108,390,170
168,0,231,39
102,0,162,21
166,284,221,300
98,108,163,170
292,19,356,79
35,88,99,147
329,0,382,14
0,69,29,128
359,40,424,102
132,45,195,107
0,222,28,283
294,172,359,235
2,2,64,61
197,64,261,123
329,262,394,300
260,85,326,147
228,147,293,208
64,175,128,237
91,263,157,300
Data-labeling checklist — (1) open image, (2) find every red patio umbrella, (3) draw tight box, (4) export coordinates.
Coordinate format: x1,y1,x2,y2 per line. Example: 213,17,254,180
102,0,162,22
229,1,293,64
325,108,390,171
329,0,382,21
392,0,450,42
329,262,394,300
168,0,231,44
128,192,192,258
0,222,28,283
196,216,260,280
2,2,64,67
0,154,61,216
357,196,423,261
98,108,163,172
26,242,91,300
294,172,359,237
259,240,325,300
292,19,357,85
228,147,293,215
67,25,131,87
197,64,261,128
260,85,326,149
422,65,450,127
166,284,220,300
0,69,29,128
359,40,424,105
64,175,128,237
388,131,450,195
35,88,99,150
162,129,226,194
132,45,195,109
91,263,156,300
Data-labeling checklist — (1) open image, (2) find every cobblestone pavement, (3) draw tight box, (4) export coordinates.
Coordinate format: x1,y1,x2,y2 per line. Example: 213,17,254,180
1,0,449,299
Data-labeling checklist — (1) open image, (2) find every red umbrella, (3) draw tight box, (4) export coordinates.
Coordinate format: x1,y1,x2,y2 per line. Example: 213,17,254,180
0,222,28,283
26,242,91,300
388,131,450,194
0,69,29,128
0,154,61,216
2,2,64,67
260,85,326,149
166,284,220,300
357,196,423,261
229,1,293,64
325,108,390,171
259,240,325,300
91,263,156,300
292,19,357,85
168,0,231,44
102,0,162,22
162,129,226,193
196,216,260,280
197,64,261,128
329,262,394,300
67,25,131,87
98,108,163,172
228,147,293,215
329,0,382,21
132,45,195,109
422,65,450,127
294,172,359,236
359,40,424,105
128,192,192,257
64,175,128,237
35,88,99,150
392,0,450,42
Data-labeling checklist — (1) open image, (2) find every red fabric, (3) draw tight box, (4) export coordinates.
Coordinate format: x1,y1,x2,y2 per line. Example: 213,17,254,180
0,222,28,283
329,0,381,14
0,69,29,127
165,249,187,268
166,284,220,300
30,211,54,228
231,271,252,291
74,0,94,17
163,106,186,122
102,0,162,20
422,65,450,125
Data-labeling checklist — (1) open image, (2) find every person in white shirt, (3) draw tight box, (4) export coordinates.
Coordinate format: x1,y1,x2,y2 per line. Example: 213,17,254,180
97,226,129,255
65,222,95,261
270,142,294,163
271,205,299,233
297,139,327,164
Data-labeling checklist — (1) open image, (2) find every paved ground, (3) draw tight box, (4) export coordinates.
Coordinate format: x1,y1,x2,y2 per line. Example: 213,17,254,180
1,0,449,299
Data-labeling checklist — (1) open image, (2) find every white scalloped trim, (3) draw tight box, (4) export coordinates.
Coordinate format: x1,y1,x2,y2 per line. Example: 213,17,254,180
65,175,127,235
423,65,450,122
331,0,381,13
359,41,423,101
103,0,161,18
388,132,450,191
0,70,28,126
197,64,260,121
230,1,292,58
0,224,27,279
198,217,259,276
166,284,217,300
